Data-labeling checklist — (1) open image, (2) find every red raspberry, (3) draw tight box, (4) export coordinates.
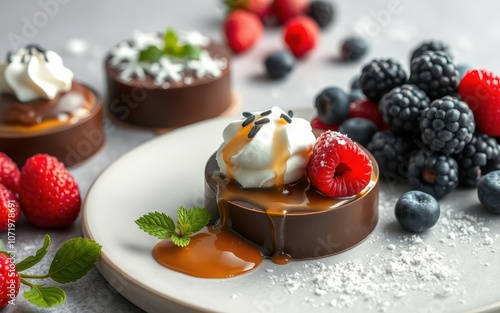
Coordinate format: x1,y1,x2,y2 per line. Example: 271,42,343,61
310,116,339,131
273,0,310,23
283,16,319,58
0,253,20,308
0,153,20,194
19,154,81,228
223,9,263,53
0,185,21,232
458,69,500,136
224,0,272,20
307,130,372,197
348,99,384,130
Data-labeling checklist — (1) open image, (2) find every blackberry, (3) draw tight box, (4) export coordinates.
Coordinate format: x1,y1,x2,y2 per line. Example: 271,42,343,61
359,58,407,102
407,150,459,199
409,50,459,100
379,84,430,133
420,96,475,155
410,40,452,61
453,132,500,186
341,36,369,62
366,131,414,181
307,0,334,29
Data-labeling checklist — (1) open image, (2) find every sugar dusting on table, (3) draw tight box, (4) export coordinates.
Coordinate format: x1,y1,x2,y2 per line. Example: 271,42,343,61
261,191,499,311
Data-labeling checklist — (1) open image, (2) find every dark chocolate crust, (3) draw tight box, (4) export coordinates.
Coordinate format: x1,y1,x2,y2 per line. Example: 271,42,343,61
105,43,232,128
204,152,379,260
0,83,105,167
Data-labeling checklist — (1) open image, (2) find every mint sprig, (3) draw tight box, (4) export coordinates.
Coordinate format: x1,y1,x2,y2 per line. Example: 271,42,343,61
1,235,102,308
135,206,211,247
138,28,201,62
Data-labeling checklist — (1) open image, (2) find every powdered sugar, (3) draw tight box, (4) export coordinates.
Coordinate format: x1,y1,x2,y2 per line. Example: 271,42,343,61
262,186,500,312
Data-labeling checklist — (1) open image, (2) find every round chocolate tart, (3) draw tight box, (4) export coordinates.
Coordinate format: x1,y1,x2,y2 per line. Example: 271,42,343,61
204,152,379,261
105,42,233,129
0,82,104,167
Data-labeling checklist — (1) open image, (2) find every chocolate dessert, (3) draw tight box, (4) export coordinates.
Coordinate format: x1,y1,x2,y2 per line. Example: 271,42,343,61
105,29,233,129
0,45,104,167
204,107,379,262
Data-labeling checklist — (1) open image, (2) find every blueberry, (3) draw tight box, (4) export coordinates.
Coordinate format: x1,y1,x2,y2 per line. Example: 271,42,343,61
339,118,377,147
395,190,440,232
348,89,365,104
457,63,471,80
264,51,295,79
350,75,361,90
477,171,500,213
341,36,369,62
314,86,350,125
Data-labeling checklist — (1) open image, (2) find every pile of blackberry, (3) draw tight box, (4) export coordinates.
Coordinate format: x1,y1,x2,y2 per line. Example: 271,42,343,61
357,40,500,199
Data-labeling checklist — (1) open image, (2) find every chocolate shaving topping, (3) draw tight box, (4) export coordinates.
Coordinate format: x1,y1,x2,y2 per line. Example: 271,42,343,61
248,125,260,138
260,110,272,116
242,111,252,118
288,110,294,118
241,114,255,127
280,113,292,124
21,44,49,63
255,117,270,125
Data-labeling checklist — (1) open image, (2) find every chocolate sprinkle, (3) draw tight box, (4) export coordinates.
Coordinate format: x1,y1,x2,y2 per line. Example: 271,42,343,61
242,111,253,118
288,110,294,118
280,113,292,124
255,117,270,125
248,125,260,138
242,115,256,127
260,110,272,116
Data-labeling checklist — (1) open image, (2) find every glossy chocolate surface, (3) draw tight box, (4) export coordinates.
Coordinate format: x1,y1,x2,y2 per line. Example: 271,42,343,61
105,43,232,129
205,152,379,260
0,82,104,167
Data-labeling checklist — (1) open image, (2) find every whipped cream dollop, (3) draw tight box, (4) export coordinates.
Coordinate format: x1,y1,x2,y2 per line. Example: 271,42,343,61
0,45,73,102
216,106,317,188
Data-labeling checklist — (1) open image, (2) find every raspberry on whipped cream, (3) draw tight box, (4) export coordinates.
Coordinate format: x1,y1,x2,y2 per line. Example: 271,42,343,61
216,106,316,188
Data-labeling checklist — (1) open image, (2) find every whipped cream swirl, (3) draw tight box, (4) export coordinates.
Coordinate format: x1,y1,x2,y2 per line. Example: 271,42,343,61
216,106,316,188
0,45,73,102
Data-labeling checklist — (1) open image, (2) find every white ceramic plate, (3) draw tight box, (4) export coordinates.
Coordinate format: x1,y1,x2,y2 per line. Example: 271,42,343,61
83,109,500,313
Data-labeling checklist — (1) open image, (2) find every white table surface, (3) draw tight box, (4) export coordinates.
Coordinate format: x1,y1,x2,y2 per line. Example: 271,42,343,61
1,0,500,312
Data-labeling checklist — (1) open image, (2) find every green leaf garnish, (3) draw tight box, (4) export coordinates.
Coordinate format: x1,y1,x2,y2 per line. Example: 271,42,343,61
23,286,66,308
135,211,175,239
136,206,211,247
138,46,163,62
16,234,51,272
171,234,190,247
47,238,102,284
138,27,201,62
14,235,101,308
188,206,212,233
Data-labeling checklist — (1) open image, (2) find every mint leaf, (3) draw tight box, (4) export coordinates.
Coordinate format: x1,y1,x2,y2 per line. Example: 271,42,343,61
136,211,175,239
170,234,190,247
164,28,179,54
48,238,101,284
176,223,193,236
188,207,211,233
177,206,190,226
139,45,163,62
23,286,66,308
16,235,51,272
183,44,201,60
